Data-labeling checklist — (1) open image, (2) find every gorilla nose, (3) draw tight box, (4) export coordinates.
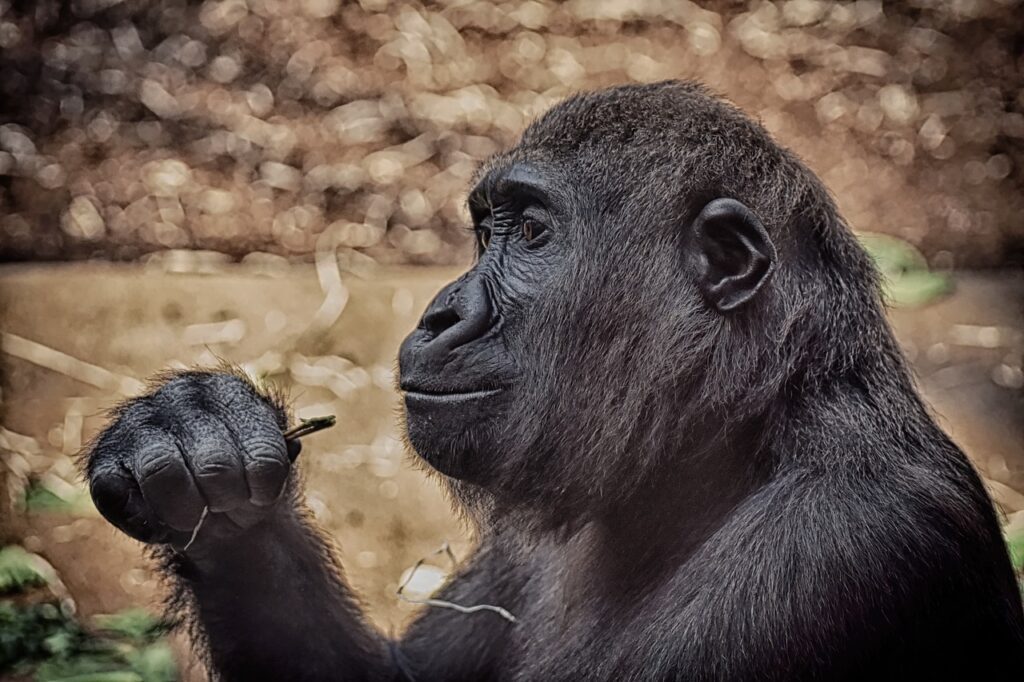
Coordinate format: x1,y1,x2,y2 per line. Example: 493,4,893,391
419,277,493,356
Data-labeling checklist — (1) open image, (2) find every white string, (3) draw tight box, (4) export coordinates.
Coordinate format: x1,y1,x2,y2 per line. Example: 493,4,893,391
182,505,210,552
396,543,517,624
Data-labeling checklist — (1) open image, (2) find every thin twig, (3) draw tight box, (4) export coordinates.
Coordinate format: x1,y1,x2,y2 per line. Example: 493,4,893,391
396,543,517,624
302,233,349,336
1,332,145,395
283,415,337,441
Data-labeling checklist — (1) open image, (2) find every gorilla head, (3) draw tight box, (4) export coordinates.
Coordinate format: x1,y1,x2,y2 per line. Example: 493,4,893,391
399,81,885,523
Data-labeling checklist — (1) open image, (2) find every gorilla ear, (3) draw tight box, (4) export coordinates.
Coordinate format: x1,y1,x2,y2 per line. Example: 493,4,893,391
691,198,776,312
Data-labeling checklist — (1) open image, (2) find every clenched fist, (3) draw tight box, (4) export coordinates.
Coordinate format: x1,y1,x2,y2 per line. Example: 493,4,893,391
86,371,299,551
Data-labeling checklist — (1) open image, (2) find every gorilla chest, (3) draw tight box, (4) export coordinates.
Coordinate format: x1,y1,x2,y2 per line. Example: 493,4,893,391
501,546,673,680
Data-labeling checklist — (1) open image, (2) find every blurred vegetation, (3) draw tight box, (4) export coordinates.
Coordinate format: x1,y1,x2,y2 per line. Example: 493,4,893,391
1009,531,1024,576
0,545,176,682
0,547,48,596
0,0,1022,266
21,481,94,518
859,232,953,307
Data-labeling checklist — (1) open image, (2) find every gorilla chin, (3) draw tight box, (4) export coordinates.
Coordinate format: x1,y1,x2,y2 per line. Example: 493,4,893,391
402,385,508,480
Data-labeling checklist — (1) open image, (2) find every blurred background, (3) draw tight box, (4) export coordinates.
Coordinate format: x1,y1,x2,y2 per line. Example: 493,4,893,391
0,0,1022,679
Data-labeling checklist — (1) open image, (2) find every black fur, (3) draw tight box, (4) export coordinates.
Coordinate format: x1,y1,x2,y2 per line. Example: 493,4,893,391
86,81,1024,681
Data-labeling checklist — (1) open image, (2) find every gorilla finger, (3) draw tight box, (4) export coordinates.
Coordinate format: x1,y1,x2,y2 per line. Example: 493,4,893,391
225,504,270,529
239,436,290,507
90,465,172,543
214,402,289,507
134,441,206,531
287,438,302,462
189,374,290,505
179,419,249,513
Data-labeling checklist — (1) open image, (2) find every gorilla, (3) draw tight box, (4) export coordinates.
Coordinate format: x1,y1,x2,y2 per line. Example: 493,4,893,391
86,81,1024,681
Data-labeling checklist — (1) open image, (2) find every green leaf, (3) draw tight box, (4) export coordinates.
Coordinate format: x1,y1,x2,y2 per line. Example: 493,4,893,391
24,484,76,514
43,631,75,657
36,669,143,682
126,643,177,682
857,232,952,308
0,600,81,671
1007,530,1024,573
91,610,167,643
23,481,95,517
883,270,954,308
858,233,928,273
1,599,177,681
0,546,49,595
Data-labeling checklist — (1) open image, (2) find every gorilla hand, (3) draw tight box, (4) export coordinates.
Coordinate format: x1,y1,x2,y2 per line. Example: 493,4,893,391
86,371,297,552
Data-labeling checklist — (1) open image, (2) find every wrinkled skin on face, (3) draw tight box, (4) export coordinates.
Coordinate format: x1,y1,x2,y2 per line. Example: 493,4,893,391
399,164,564,484
399,83,789,519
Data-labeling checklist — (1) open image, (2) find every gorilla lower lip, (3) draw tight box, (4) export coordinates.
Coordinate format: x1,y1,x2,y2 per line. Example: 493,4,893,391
404,387,504,402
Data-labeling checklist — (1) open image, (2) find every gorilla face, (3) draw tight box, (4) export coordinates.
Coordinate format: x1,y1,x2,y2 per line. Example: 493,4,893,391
400,83,779,513
398,164,564,481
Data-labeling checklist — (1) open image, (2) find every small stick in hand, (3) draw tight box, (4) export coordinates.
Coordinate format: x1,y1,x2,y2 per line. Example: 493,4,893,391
179,416,337,554
283,415,337,442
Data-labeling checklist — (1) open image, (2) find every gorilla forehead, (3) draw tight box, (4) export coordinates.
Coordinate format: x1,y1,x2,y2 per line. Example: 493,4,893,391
479,81,802,228
518,81,750,152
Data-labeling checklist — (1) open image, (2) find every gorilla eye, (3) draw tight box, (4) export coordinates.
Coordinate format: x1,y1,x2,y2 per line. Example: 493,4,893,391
522,219,546,241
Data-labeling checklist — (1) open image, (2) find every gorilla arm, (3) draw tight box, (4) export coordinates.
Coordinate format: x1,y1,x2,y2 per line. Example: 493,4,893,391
162,500,391,681
397,539,524,679
611,468,1022,681
163,499,520,681
84,370,515,682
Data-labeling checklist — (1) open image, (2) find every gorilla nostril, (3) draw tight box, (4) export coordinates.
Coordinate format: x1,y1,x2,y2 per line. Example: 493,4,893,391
416,277,494,355
424,307,461,337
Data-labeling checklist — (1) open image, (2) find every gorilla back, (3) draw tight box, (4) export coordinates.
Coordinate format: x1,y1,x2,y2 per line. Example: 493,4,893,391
88,81,1024,681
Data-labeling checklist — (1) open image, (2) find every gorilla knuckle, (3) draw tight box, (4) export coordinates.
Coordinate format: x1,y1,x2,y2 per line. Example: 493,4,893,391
150,374,206,406
89,436,126,468
118,394,155,418
193,455,240,480
150,371,253,416
90,402,151,463
201,372,266,405
205,372,254,396
162,370,224,390
244,435,287,459
135,449,181,481
245,453,289,486
243,447,289,505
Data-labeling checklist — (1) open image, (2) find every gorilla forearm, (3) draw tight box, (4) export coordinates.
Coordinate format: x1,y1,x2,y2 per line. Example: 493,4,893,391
163,504,520,681
163,504,392,682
